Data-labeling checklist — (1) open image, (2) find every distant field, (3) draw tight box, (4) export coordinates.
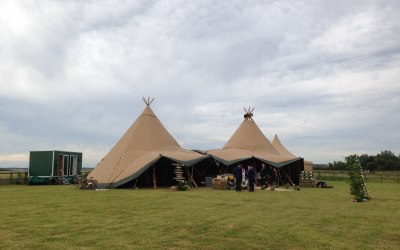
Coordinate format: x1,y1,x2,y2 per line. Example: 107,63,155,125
0,182,399,249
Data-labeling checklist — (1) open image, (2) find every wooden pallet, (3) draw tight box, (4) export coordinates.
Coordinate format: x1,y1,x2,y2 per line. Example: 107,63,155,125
299,181,316,187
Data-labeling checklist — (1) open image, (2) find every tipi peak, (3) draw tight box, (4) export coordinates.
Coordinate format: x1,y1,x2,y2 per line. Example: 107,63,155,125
142,97,155,106
243,107,255,121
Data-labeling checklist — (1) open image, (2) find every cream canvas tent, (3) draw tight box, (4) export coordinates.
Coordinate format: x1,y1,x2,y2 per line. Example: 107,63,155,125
207,108,304,185
272,134,313,172
88,98,210,188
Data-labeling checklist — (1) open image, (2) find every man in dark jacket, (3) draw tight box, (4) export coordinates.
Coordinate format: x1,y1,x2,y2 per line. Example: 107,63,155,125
248,166,255,192
233,164,243,192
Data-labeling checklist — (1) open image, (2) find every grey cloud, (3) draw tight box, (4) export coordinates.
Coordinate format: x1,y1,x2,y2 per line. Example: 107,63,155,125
0,0,399,167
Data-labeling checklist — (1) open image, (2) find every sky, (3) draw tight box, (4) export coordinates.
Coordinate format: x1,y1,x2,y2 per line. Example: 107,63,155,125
0,0,399,168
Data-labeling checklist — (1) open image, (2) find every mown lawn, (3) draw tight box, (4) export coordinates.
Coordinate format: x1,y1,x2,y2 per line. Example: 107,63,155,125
0,181,399,249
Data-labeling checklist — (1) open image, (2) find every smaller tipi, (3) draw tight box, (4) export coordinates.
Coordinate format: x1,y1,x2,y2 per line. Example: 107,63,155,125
272,134,313,172
207,108,301,166
207,108,304,185
272,134,296,158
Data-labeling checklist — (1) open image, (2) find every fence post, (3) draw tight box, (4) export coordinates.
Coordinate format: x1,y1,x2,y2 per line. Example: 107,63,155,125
10,172,13,184
381,174,383,183
398,174,399,184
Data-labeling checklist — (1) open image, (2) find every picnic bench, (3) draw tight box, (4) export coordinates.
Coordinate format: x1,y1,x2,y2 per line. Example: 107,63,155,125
316,181,333,188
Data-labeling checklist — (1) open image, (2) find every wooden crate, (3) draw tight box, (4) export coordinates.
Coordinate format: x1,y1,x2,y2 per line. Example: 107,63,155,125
213,178,228,190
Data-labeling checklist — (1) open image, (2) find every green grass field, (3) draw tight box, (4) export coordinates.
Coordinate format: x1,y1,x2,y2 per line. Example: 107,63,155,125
1,181,399,249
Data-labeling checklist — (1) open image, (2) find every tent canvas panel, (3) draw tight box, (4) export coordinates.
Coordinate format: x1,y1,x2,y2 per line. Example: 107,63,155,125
272,135,296,158
223,119,279,154
208,148,297,165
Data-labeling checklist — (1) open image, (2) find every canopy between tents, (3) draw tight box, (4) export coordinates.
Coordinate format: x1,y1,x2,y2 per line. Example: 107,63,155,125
208,151,302,168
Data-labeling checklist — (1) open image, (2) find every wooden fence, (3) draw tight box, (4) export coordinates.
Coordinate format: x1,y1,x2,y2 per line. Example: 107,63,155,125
0,171,92,185
0,172,28,184
1,170,399,185
313,170,400,183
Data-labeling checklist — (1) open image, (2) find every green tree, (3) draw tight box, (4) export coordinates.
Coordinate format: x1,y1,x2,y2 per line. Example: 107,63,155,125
359,154,376,172
328,160,346,170
375,150,399,171
328,151,400,171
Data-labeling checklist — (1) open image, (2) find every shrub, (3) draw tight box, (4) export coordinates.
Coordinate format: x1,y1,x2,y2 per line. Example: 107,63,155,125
346,155,370,202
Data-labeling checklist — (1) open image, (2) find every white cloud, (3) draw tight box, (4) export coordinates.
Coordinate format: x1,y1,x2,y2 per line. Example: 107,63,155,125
310,5,400,55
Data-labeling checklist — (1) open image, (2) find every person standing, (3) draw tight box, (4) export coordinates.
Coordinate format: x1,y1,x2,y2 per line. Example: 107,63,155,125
271,167,278,187
256,170,261,186
260,163,267,189
233,164,243,192
248,165,255,192
242,167,247,188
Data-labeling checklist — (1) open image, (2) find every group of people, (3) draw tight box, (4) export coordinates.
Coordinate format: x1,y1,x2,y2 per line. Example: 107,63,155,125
233,163,278,192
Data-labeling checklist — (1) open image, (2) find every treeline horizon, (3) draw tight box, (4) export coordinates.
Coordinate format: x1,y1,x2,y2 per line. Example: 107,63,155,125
326,150,400,171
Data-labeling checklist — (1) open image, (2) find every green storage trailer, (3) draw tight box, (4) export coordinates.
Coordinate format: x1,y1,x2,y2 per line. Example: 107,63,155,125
29,150,83,184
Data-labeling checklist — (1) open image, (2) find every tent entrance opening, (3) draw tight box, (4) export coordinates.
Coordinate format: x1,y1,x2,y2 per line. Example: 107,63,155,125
58,155,64,176
69,155,78,176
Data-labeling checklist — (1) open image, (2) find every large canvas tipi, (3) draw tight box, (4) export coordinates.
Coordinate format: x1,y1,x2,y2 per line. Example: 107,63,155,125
88,98,209,188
